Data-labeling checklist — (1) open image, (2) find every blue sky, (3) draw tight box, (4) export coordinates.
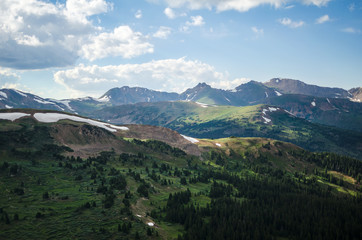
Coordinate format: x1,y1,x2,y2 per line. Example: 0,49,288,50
0,0,361,99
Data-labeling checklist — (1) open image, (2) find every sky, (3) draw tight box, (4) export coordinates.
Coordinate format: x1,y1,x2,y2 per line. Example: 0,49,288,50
0,0,361,99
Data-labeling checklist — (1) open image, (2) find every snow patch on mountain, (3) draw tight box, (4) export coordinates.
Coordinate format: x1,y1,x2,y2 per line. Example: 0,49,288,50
275,90,282,96
14,90,27,97
0,112,31,121
262,116,271,124
181,135,199,143
33,113,128,132
5,105,13,109
0,91,7,99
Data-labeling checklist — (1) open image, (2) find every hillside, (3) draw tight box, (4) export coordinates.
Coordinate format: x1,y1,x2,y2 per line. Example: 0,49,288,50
91,101,362,160
0,109,361,239
264,94,362,132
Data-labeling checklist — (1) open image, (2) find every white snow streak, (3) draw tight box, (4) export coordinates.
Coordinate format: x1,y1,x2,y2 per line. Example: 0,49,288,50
33,113,128,132
14,90,27,97
215,143,221,147
5,105,13,109
0,91,7,99
0,112,30,121
181,134,199,143
311,101,316,107
262,116,271,124
275,90,282,96
195,102,208,108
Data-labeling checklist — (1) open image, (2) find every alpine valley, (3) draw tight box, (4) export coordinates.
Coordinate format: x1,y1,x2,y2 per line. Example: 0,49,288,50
1,78,362,239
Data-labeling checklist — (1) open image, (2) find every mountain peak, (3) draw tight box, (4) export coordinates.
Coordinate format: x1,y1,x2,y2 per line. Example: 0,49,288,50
195,82,211,89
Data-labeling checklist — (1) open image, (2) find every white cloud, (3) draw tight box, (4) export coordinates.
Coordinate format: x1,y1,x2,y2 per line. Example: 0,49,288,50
153,26,172,39
279,17,305,28
164,7,176,19
302,0,331,7
342,27,361,34
316,14,330,24
81,26,154,61
0,0,152,69
187,16,205,26
54,58,235,98
135,10,142,19
251,26,264,36
210,78,250,90
0,68,20,88
156,0,286,12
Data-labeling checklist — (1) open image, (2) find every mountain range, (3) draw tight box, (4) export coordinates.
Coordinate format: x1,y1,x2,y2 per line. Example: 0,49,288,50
1,77,362,239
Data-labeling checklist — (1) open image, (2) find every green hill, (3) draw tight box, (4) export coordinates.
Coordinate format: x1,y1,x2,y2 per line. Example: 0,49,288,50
91,101,362,160
0,110,361,239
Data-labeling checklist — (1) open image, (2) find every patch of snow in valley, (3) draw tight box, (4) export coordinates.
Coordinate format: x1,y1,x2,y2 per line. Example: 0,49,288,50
275,90,282,96
262,116,271,124
225,97,231,103
326,98,330,104
311,101,316,107
181,134,199,143
14,89,28,97
147,222,154,227
0,91,7,98
215,143,221,147
0,112,30,121
265,92,269,98
5,105,13,109
33,113,128,132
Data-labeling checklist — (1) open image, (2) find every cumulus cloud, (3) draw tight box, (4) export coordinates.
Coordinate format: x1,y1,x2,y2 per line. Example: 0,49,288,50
0,0,152,69
181,15,205,32
302,0,331,7
81,26,154,61
153,27,172,39
164,7,176,19
0,68,20,88
316,15,330,24
155,0,286,12
187,16,205,26
279,17,305,28
54,58,238,98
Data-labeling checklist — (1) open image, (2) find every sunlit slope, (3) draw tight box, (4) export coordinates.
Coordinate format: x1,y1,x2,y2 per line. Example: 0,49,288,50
92,101,362,159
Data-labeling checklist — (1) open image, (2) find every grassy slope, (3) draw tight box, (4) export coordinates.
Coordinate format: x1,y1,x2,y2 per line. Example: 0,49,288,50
0,116,361,239
91,102,362,159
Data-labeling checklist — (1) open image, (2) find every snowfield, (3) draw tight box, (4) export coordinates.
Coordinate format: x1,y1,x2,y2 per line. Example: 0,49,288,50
275,90,282,96
14,89,27,97
0,91,7,99
33,113,129,132
311,101,316,107
215,143,221,147
0,112,31,121
262,116,272,124
181,135,199,143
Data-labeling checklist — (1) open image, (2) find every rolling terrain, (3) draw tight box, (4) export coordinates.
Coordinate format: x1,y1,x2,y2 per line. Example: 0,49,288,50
0,109,361,239
90,101,362,160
